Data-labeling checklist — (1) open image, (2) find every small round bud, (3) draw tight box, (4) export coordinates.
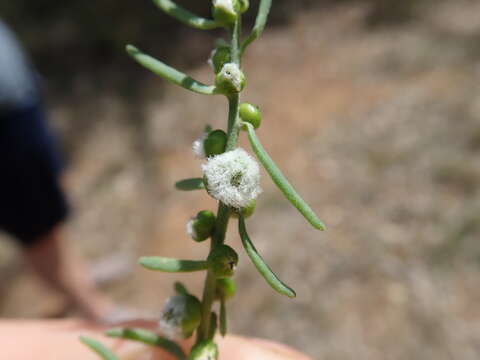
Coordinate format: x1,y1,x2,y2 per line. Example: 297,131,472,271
212,0,238,26
159,294,202,339
215,63,246,94
239,103,262,130
204,129,227,157
231,199,256,219
215,278,237,300
237,0,249,13
208,45,232,74
187,210,216,242
188,340,219,360
207,245,239,278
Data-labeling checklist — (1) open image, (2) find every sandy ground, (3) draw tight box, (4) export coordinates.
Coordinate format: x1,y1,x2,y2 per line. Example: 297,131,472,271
1,1,480,358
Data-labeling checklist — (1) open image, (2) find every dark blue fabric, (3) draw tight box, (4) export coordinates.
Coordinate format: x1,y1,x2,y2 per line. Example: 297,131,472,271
0,102,68,246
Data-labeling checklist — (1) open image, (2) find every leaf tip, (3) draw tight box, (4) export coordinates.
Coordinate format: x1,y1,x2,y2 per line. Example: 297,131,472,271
105,328,122,337
314,221,326,231
126,44,139,56
138,256,149,267
79,335,89,344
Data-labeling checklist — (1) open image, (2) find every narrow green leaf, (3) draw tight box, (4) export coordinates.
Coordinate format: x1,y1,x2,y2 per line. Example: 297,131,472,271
139,256,209,272
241,0,272,53
152,0,220,30
175,178,205,191
238,216,296,298
244,122,326,230
208,312,218,340
126,45,218,95
80,336,119,360
106,328,186,360
219,298,227,337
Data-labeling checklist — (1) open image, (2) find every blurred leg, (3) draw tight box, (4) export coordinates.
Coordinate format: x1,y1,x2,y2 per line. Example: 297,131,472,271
24,225,115,322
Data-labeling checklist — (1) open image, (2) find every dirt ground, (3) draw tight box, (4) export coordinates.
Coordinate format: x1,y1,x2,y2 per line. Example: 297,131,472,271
1,1,480,358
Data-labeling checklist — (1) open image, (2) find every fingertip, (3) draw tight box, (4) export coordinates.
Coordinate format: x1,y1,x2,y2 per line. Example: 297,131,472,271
216,335,312,360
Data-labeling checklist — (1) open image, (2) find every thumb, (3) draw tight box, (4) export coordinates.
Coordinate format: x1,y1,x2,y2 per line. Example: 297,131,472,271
215,335,313,360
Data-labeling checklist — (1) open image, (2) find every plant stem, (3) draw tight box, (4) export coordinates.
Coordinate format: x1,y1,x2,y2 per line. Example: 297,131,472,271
226,95,240,150
197,267,217,342
196,17,243,345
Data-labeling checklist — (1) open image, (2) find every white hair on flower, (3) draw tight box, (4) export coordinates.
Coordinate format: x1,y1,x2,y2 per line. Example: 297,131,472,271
159,296,186,339
218,63,243,91
202,148,262,208
192,132,207,158
213,0,235,13
207,48,216,70
186,218,197,239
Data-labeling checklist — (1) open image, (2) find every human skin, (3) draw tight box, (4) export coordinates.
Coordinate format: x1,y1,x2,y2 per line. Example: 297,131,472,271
0,319,312,360
25,226,115,322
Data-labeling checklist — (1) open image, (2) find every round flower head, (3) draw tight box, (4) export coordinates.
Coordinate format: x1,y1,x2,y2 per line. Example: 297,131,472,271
204,129,227,157
202,148,261,208
186,210,216,242
215,63,245,94
213,0,235,13
189,340,218,360
208,45,231,74
159,294,201,339
212,0,238,26
207,244,239,278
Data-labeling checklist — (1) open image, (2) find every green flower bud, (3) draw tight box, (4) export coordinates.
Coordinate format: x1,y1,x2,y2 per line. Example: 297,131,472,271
204,129,227,157
237,0,249,13
188,340,219,360
239,103,262,130
215,278,237,300
207,245,239,278
215,63,246,94
187,210,216,242
208,45,232,74
159,294,202,339
212,0,238,26
231,199,256,219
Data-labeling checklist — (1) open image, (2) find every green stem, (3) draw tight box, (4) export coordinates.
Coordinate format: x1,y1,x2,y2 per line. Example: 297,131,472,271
225,18,242,151
231,16,242,65
226,95,240,150
197,268,217,342
196,16,243,345
212,203,231,246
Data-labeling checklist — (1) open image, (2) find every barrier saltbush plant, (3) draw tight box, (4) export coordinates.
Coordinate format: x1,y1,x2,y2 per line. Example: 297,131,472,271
81,1,325,358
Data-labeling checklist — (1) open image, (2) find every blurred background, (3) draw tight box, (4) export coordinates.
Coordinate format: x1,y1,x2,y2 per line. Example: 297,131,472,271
1,0,480,358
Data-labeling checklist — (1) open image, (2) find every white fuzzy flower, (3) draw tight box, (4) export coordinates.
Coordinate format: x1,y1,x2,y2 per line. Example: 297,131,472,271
158,296,185,339
192,132,207,158
213,0,235,14
207,48,215,69
202,148,262,208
